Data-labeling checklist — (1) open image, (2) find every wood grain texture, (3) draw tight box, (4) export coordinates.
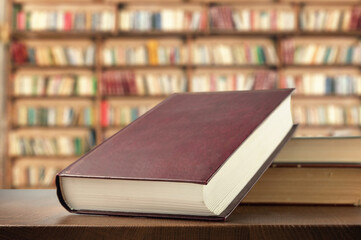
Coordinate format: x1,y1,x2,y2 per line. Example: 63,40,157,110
0,190,360,240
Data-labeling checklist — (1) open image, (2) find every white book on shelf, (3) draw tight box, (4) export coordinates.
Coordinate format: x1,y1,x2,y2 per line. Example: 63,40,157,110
316,11,326,31
331,10,341,31
159,75,168,94
241,9,250,31
328,46,338,64
191,12,201,31
232,11,242,30
43,167,58,186
57,10,65,31
216,76,227,91
175,10,184,31
259,11,269,31
304,44,317,64
119,11,130,30
48,108,56,126
314,45,326,64
245,74,254,90
236,74,245,90
308,10,315,31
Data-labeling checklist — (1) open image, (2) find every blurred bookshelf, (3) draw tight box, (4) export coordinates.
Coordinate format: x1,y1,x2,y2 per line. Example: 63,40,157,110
4,0,361,188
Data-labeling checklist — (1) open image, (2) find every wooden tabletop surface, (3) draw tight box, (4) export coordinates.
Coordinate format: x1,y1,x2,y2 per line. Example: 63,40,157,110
0,190,360,240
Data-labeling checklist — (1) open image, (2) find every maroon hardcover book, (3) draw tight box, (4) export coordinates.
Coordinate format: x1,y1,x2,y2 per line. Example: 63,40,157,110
57,90,297,221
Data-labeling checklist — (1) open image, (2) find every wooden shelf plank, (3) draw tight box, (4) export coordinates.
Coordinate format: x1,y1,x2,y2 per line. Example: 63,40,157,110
11,30,361,38
0,190,360,239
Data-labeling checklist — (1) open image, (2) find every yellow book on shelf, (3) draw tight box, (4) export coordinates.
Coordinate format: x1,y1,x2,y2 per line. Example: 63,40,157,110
342,11,351,31
147,40,159,65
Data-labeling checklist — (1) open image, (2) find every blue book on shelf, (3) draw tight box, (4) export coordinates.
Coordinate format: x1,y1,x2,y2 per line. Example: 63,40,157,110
131,108,138,122
346,47,353,64
27,48,36,64
155,13,161,30
323,47,331,63
325,76,334,94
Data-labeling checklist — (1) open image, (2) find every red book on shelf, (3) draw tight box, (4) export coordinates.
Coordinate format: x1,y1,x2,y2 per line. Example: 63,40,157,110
127,71,137,95
109,71,116,95
118,71,127,95
210,74,216,91
232,75,237,90
11,42,28,64
100,101,109,127
245,44,251,63
57,90,297,221
120,72,130,94
210,8,218,28
17,12,25,30
357,7,361,29
250,10,255,30
279,75,287,89
64,11,72,31
219,7,227,29
199,11,207,30
225,7,234,30
271,10,277,30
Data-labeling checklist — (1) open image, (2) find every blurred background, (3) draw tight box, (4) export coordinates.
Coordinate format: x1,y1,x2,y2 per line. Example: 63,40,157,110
0,0,361,189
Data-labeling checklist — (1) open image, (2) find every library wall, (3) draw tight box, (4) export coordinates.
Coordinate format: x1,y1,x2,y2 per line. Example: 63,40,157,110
3,0,361,188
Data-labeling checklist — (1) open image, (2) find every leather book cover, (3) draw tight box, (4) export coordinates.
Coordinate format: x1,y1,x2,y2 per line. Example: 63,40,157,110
57,89,296,220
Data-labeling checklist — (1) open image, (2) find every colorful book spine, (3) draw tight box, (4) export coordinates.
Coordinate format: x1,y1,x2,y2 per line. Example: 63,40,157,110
191,70,277,92
13,74,97,96
15,105,94,127
280,73,361,95
192,42,278,65
12,162,65,188
9,131,95,156
300,6,361,31
14,7,115,31
293,104,361,126
11,42,95,66
210,6,295,31
101,70,187,96
102,41,186,66
281,40,361,65
101,101,157,127
119,8,207,31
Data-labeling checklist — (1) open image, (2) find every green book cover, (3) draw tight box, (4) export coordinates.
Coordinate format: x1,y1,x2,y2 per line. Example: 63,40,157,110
32,76,37,95
256,47,265,64
51,139,58,155
37,108,42,126
28,107,35,126
26,12,31,30
12,4,21,29
74,75,78,95
323,47,331,63
130,108,138,122
92,76,97,95
73,138,79,155
346,47,353,64
111,49,116,65
43,108,48,126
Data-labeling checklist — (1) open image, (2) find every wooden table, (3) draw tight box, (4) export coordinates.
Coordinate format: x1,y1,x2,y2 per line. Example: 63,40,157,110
0,190,360,240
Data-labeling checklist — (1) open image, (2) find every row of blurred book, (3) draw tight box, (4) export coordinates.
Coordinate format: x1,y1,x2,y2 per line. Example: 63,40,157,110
12,70,361,96
12,4,361,32
11,38,361,66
